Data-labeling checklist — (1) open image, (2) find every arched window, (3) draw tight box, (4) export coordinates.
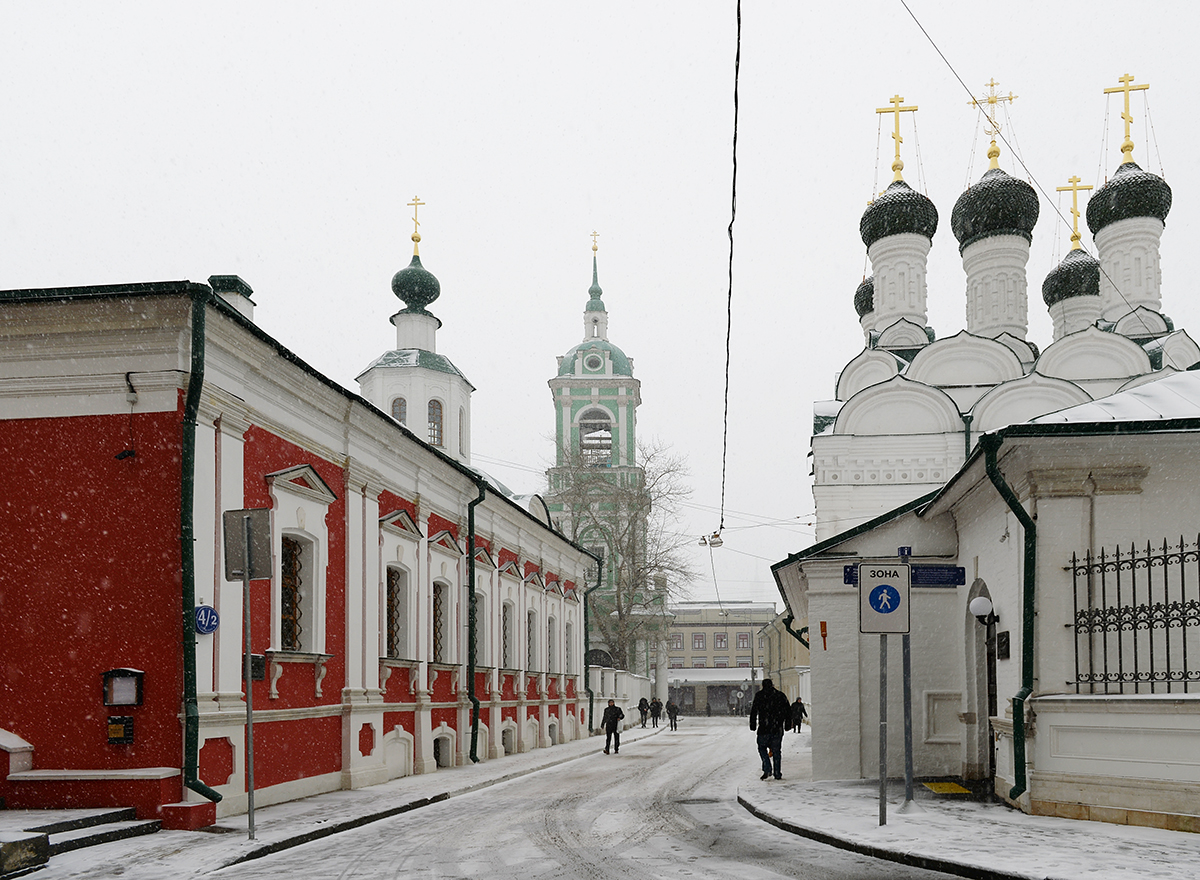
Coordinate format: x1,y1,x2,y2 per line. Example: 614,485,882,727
547,617,557,673
428,400,444,447
459,407,466,455
565,622,573,674
526,609,538,671
391,397,407,425
501,602,513,668
432,581,447,662
578,408,612,466
281,535,315,652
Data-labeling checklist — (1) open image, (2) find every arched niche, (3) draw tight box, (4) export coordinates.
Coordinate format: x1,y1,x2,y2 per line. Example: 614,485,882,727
1035,325,1152,382
834,374,963,436
906,330,1024,388
835,348,904,401
970,372,1092,434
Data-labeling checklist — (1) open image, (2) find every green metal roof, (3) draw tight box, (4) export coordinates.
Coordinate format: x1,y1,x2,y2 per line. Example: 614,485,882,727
557,339,634,377
360,348,474,389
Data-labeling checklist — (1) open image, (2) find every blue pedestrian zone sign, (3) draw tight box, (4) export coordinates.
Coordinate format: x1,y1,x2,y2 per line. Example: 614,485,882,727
859,563,910,634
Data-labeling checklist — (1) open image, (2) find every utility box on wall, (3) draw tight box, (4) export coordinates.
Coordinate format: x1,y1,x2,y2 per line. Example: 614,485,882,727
102,668,144,706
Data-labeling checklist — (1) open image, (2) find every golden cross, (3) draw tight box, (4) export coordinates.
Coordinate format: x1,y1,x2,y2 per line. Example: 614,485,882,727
968,78,1018,169
407,195,425,254
876,94,918,181
1103,73,1150,163
1056,175,1094,250
591,230,600,253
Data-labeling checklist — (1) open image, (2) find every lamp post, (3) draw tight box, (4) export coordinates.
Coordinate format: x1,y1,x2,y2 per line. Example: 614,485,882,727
969,595,999,776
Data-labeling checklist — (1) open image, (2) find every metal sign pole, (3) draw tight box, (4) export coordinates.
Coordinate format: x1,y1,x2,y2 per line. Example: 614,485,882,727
242,514,256,840
902,632,915,807
879,633,888,826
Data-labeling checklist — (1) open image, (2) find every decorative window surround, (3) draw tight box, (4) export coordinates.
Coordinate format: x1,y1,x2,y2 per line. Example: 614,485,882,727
265,650,334,700
267,464,337,656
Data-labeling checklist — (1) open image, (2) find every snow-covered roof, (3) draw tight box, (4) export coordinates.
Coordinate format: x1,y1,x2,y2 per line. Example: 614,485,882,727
1031,369,1200,423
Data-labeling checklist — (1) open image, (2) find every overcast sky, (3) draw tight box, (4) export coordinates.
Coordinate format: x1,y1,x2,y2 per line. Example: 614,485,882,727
3,2,1197,605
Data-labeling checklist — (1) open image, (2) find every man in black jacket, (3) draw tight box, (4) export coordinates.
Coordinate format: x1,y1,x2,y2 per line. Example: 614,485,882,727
749,679,791,780
601,699,625,754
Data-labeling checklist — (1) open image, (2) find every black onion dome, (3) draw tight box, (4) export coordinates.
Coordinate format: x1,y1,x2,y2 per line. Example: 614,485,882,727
1042,248,1100,307
1085,161,1172,235
854,276,875,317
391,254,441,312
951,168,1040,254
860,180,939,250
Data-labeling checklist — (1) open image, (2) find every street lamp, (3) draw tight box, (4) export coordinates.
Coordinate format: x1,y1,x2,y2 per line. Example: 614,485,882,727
969,595,999,627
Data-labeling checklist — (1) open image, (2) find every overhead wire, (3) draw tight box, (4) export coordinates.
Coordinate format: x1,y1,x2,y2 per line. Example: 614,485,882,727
718,0,740,540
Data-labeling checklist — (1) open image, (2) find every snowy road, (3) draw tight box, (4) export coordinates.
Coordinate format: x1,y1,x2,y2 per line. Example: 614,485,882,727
212,719,946,879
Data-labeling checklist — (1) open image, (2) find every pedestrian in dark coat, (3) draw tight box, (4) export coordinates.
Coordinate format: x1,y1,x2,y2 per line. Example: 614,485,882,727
790,696,808,730
749,679,791,780
638,697,650,728
601,699,624,754
649,698,663,728
665,699,679,730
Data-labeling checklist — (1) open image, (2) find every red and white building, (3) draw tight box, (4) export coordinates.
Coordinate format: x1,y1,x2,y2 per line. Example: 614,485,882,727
0,259,593,828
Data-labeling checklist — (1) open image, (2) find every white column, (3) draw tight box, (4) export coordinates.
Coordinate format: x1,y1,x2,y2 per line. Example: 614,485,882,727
962,234,1031,339
1094,216,1165,320
867,233,931,333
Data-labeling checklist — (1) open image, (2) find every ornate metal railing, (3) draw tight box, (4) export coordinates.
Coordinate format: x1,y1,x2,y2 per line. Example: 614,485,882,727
1071,536,1200,694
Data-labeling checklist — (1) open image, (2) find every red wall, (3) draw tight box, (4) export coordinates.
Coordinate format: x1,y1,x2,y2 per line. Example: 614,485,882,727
0,411,186,772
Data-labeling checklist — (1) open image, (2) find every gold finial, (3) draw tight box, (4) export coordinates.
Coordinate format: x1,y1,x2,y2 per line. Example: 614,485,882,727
876,94,918,182
1056,175,1094,250
591,230,599,253
1104,73,1150,164
968,79,1017,170
407,195,425,255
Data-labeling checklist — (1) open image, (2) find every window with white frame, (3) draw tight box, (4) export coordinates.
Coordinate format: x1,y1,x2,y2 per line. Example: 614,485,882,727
502,602,513,668
391,397,407,425
280,535,310,651
428,399,444,447
527,610,537,671
459,407,466,455
432,581,447,662
547,617,556,673
386,566,408,658
715,633,727,650
267,464,335,656
669,632,682,650
565,622,573,674
693,633,705,651
737,632,750,649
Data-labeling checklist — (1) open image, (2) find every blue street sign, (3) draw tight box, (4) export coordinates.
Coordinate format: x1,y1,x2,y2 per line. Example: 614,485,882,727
845,563,965,587
195,605,220,635
868,584,901,614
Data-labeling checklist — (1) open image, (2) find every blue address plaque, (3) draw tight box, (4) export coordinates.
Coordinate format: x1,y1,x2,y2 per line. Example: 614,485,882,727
195,605,220,635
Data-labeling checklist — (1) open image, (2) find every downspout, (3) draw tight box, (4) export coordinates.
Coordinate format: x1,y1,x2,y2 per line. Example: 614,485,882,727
583,554,603,734
962,413,974,459
981,433,1035,802
467,479,487,763
181,288,222,803
783,613,809,650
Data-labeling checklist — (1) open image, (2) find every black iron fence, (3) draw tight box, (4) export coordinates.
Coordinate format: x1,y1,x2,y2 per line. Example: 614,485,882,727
1070,537,1200,694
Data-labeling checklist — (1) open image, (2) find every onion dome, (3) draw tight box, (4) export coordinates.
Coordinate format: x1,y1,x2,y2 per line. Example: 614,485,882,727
860,180,938,250
1042,248,1100,307
951,167,1039,254
1085,161,1172,235
854,276,875,317
391,253,440,313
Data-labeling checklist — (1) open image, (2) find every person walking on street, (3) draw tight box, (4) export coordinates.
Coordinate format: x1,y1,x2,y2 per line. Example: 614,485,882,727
601,699,624,754
749,678,791,780
665,699,679,730
649,698,663,728
790,696,808,731
638,697,649,728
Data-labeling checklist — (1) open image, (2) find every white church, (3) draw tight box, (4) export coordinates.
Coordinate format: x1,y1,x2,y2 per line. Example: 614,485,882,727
773,77,1200,833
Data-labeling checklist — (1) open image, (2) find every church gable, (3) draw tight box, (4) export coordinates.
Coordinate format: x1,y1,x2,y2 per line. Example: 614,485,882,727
1036,325,1152,381
905,330,1024,388
834,375,963,436
970,372,1092,434
835,348,903,401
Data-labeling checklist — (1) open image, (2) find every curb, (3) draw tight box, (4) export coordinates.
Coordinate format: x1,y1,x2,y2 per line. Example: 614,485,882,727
223,725,664,869
736,795,1034,880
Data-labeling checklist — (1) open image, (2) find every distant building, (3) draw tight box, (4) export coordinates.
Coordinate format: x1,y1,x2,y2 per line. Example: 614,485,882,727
666,601,776,671
759,611,811,707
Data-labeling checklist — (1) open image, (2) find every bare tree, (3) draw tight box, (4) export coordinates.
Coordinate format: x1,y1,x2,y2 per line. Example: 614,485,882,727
547,438,695,670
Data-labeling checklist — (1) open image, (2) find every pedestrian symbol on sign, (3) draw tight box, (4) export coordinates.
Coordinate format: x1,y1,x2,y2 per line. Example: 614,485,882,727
869,584,899,614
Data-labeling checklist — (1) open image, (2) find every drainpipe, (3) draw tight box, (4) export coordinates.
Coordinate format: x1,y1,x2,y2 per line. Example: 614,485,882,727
981,433,1035,802
583,555,603,734
467,479,487,763
962,413,974,459
783,614,809,650
181,288,222,803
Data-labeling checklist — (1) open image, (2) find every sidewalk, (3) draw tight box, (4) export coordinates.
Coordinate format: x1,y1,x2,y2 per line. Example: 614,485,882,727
737,726,1200,880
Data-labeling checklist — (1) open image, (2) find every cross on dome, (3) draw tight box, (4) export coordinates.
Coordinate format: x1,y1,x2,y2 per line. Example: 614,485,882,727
1104,73,1150,164
1056,175,1093,250
408,195,425,254
876,94,918,182
968,78,1017,169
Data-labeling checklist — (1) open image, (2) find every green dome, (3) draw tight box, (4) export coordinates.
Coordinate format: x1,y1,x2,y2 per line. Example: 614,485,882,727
391,254,440,313
558,339,633,376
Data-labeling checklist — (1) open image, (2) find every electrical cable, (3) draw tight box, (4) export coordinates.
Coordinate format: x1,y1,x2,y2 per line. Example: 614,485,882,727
718,0,740,539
